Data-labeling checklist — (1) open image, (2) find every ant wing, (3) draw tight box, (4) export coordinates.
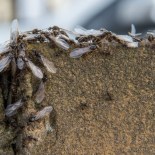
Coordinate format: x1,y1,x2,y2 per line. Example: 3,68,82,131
35,81,45,103
0,41,10,55
127,42,138,48
116,35,133,43
58,34,70,41
26,59,43,79
129,24,141,37
74,25,87,35
61,29,78,42
49,36,69,50
40,55,57,73
131,24,136,35
23,34,39,41
5,99,23,117
55,37,70,50
147,30,155,37
17,50,25,70
17,57,25,70
0,55,11,72
30,106,53,121
74,25,103,36
70,47,90,58
10,19,19,44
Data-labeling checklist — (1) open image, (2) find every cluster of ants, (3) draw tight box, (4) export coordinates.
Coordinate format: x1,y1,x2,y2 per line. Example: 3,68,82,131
0,19,155,121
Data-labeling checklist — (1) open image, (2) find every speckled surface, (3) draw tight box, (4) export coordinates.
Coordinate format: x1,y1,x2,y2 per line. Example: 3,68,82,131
1,43,155,155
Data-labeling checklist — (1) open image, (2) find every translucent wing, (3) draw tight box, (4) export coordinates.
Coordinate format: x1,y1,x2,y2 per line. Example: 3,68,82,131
70,47,90,58
127,42,139,48
17,50,25,70
74,25,87,35
5,99,23,117
40,55,57,73
131,24,136,35
116,35,133,43
10,19,19,44
49,36,69,50
35,81,45,103
26,59,43,79
23,34,39,41
129,24,141,37
0,41,10,55
61,29,79,42
55,38,70,50
0,55,11,72
17,58,25,70
58,34,70,41
147,31,155,37
30,106,53,121
74,25,103,36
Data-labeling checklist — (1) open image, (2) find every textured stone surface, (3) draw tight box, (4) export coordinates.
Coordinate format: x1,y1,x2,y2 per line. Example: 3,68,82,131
0,87,14,154
0,43,155,154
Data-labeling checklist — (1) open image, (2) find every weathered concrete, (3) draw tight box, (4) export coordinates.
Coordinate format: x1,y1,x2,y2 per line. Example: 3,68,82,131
0,42,155,154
